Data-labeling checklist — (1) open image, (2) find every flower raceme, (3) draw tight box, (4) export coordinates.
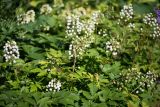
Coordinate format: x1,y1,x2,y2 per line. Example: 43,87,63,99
143,13,160,38
46,79,62,92
66,11,101,59
120,4,133,22
106,38,120,56
3,41,20,63
17,4,52,25
17,10,35,25
116,68,157,94
40,4,52,15
143,13,158,27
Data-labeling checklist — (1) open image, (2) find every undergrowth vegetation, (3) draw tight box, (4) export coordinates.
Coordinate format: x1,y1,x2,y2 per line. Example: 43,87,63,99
0,0,160,107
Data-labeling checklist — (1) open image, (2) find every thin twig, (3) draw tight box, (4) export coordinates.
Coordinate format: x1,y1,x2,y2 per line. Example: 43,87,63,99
72,46,76,72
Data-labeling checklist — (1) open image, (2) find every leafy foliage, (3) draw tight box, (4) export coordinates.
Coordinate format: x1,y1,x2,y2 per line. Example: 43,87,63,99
0,0,160,107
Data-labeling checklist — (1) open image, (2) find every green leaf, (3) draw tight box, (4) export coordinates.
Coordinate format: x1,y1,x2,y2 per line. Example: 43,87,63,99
38,60,48,65
81,98,90,107
102,62,121,78
67,93,80,101
24,97,36,106
108,100,117,106
88,83,98,96
32,92,43,103
99,79,109,83
29,53,45,60
133,4,153,14
30,0,45,7
17,102,29,107
109,73,115,79
30,68,42,73
60,98,74,106
86,49,99,57
54,91,79,106
142,101,149,107
30,84,38,92
138,0,156,3
83,91,92,100
93,103,107,107
98,89,111,100
99,95,105,102
22,45,41,54
8,80,20,88
47,48,62,58
37,97,50,107
130,94,140,102
14,59,25,65
37,71,47,77
58,92,80,105
46,16,56,27
127,100,139,107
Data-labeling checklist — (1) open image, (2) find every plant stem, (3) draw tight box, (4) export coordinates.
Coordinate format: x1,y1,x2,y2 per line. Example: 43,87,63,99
131,84,142,94
72,46,76,72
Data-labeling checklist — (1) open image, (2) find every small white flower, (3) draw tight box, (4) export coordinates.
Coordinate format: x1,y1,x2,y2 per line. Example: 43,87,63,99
13,60,16,63
136,90,139,94
49,88,52,91
112,52,117,56
40,4,52,15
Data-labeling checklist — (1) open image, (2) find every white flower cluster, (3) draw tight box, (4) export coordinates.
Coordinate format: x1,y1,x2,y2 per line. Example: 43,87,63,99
3,41,20,63
143,13,160,38
128,23,135,29
151,27,160,38
115,68,157,94
40,25,50,31
46,78,61,92
106,38,120,56
40,4,52,15
143,13,158,27
120,4,133,22
17,10,35,25
98,29,108,36
67,11,101,59
66,15,81,37
91,11,101,25
66,11,101,38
